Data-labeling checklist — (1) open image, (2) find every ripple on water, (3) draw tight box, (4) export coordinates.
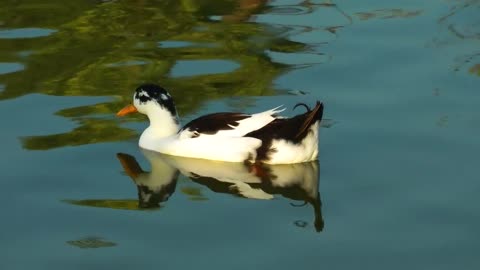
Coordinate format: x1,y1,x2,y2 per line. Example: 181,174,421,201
266,50,328,65
0,63,25,75
17,51,34,58
158,40,192,48
255,5,349,28
158,40,217,48
290,29,337,44
66,237,117,249
192,25,209,32
208,15,222,21
0,28,57,39
268,0,305,5
170,60,240,77
105,60,149,68
267,6,310,15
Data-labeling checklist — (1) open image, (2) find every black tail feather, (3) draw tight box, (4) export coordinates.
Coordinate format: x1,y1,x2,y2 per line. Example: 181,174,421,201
295,101,323,139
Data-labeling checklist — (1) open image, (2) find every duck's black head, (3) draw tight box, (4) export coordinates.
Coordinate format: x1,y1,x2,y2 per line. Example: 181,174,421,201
134,84,177,116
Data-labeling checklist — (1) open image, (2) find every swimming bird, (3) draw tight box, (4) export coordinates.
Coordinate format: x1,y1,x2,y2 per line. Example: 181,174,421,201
117,84,324,164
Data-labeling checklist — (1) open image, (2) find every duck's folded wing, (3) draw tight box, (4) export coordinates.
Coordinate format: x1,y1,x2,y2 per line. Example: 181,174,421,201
179,106,285,138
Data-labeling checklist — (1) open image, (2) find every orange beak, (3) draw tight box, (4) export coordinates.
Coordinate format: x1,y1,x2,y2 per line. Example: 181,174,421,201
117,104,138,116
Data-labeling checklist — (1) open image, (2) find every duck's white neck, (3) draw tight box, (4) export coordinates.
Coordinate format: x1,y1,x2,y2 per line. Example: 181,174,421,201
139,106,180,147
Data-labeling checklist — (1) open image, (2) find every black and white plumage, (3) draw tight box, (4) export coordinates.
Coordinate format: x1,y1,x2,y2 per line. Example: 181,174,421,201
117,84,324,164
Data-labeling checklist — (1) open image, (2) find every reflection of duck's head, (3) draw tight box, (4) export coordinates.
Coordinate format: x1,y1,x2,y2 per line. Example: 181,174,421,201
117,150,324,232
116,152,179,208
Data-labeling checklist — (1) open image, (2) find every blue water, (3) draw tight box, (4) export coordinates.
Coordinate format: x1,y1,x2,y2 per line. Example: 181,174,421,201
1,1,479,269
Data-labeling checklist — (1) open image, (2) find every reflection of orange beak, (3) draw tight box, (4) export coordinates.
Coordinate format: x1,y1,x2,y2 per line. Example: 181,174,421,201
116,153,144,178
117,104,138,116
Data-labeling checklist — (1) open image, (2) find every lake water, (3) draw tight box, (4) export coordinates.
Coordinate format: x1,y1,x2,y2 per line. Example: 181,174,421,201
1,0,479,269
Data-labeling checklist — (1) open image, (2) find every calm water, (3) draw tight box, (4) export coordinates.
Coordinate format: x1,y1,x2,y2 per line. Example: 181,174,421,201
1,0,479,269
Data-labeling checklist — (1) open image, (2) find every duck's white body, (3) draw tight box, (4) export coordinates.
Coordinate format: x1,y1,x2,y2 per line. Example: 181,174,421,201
141,135,262,163
266,121,319,164
118,84,324,164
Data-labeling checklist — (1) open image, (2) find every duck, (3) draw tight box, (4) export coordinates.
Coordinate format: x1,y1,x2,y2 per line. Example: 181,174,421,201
117,83,324,164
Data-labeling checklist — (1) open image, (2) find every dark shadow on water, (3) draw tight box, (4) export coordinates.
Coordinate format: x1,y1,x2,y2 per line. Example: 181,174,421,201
65,149,324,233
66,236,117,249
63,198,161,211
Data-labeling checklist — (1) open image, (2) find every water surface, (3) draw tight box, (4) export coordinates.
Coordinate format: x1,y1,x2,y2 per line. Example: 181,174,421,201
1,0,479,269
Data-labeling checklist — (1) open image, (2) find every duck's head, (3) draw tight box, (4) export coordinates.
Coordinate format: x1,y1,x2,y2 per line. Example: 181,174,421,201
117,84,177,118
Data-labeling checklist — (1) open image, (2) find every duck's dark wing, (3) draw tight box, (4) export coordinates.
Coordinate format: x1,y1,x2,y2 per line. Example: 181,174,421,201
179,106,285,138
180,112,250,137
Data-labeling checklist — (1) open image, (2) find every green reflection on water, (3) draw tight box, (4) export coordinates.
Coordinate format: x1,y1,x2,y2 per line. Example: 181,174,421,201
181,186,209,201
0,0,306,150
470,64,480,76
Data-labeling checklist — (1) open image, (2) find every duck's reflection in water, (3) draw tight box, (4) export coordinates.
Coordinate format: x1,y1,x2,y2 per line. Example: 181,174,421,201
117,149,324,232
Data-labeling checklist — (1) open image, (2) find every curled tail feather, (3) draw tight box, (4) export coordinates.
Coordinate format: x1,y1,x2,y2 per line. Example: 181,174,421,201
293,103,311,112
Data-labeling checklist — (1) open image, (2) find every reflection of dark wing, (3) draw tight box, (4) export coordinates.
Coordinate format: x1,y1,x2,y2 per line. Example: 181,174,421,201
188,173,243,196
180,112,250,136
